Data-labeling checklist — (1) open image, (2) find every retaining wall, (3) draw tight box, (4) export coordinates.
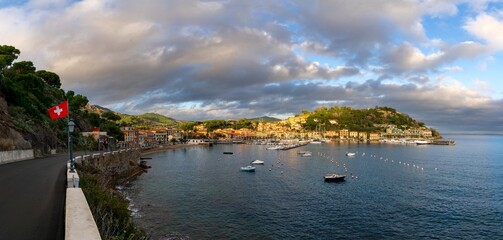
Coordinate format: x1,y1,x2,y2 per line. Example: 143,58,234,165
0,149,34,165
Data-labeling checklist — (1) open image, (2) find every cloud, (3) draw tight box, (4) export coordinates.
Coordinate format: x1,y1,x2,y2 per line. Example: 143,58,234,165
1,0,502,133
464,11,503,50
381,41,487,74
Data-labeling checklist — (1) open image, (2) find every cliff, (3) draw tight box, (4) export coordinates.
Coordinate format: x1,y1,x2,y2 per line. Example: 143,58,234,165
0,96,32,151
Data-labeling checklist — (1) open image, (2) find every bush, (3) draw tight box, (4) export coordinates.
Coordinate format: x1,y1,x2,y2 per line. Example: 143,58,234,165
79,169,147,240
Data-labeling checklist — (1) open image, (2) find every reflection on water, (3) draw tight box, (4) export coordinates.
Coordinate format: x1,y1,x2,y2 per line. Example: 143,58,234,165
125,135,503,239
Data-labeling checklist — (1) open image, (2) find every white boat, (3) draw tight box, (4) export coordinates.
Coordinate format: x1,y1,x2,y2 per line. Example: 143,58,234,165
346,152,356,157
301,152,312,157
415,140,429,145
251,160,264,165
266,146,282,150
240,166,256,172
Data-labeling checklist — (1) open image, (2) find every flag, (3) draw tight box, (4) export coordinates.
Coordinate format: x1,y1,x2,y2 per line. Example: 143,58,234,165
91,127,100,132
48,101,69,120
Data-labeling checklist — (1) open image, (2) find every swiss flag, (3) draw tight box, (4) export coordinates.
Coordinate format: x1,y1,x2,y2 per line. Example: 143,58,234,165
48,101,69,120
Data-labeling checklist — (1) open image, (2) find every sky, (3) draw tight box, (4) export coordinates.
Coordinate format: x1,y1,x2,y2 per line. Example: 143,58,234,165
1,0,503,134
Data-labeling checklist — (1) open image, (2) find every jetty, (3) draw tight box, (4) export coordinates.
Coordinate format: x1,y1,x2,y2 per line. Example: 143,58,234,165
432,140,456,145
278,142,309,150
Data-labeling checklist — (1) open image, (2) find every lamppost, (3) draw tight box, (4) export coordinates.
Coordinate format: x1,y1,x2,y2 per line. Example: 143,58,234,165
68,120,75,172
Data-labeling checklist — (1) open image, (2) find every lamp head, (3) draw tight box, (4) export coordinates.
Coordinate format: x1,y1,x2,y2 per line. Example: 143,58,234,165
68,120,75,133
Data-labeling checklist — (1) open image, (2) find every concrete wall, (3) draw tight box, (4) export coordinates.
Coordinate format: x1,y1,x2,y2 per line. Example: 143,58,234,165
65,149,141,240
65,188,101,240
0,150,34,165
66,162,101,240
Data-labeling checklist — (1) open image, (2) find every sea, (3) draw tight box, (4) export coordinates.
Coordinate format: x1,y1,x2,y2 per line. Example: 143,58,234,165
123,135,503,239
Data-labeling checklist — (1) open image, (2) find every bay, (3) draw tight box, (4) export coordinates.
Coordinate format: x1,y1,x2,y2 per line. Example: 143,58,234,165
124,135,503,239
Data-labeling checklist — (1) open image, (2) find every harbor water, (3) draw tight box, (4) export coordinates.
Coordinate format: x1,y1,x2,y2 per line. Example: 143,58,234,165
124,135,503,239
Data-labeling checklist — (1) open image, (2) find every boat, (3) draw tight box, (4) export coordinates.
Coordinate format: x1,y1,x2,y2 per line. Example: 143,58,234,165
266,146,282,150
251,160,264,165
324,174,346,182
301,152,312,157
346,152,356,157
240,166,256,172
310,139,324,144
223,152,233,154
297,150,310,155
415,140,430,145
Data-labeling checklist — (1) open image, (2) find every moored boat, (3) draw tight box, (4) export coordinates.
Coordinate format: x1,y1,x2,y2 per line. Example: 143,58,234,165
415,140,430,145
324,174,346,182
240,166,256,172
251,160,264,165
301,152,312,157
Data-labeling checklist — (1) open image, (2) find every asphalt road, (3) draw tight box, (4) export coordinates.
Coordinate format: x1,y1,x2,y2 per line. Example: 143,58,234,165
0,154,68,240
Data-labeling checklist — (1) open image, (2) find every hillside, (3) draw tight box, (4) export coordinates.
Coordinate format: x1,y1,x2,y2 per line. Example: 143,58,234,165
84,105,184,129
299,106,439,136
0,45,124,156
248,116,281,122
118,112,183,129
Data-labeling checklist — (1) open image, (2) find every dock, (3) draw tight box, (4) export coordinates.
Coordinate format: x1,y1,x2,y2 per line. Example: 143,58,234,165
432,140,456,145
278,142,309,150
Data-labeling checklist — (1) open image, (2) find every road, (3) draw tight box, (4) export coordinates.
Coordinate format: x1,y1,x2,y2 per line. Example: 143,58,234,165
0,154,67,240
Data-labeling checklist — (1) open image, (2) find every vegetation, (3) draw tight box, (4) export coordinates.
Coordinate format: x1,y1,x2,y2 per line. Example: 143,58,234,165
248,116,281,122
118,112,181,129
0,45,124,153
301,106,438,136
79,168,146,240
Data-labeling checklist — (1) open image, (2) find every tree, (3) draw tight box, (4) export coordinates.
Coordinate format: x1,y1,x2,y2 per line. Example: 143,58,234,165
102,111,121,121
233,118,252,129
204,120,226,132
180,122,197,131
36,70,61,88
0,45,20,70
12,61,36,74
66,91,89,111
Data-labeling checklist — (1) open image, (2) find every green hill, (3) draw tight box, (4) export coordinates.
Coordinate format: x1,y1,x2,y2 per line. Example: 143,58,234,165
301,106,439,136
249,116,281,122
118,112,183,129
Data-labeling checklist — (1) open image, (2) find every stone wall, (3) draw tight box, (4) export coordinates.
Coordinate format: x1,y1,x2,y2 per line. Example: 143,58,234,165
0,149,34,165
79,149,144,186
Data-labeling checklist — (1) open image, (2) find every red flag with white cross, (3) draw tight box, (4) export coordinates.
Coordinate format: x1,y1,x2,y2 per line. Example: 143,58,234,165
48,101,69,120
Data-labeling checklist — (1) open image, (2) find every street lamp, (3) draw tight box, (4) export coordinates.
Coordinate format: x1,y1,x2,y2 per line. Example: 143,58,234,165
68,120,75,172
